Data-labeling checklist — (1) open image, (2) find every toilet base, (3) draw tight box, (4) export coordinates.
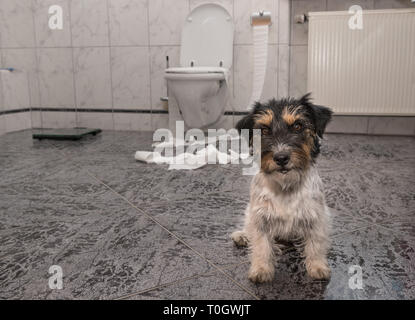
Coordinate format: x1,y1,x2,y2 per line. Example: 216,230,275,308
167,94,232,135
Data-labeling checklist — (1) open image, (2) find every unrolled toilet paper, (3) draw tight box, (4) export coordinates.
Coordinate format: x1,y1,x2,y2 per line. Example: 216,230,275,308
247,25,269,110
134,143,248,170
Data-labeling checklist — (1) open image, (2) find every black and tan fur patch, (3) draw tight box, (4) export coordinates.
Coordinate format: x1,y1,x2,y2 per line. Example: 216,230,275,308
236,94,333,175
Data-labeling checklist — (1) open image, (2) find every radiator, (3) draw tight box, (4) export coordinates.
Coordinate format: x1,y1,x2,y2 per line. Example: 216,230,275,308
307,9,415,115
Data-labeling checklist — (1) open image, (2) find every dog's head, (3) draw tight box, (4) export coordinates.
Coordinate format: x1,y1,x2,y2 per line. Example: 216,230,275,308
236,93,332,176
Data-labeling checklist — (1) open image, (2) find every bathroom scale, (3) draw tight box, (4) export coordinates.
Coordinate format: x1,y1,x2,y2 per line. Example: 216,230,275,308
32,128,102,141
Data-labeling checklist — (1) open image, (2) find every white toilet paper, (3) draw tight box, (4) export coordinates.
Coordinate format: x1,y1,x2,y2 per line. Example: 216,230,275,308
134,143,246,170
247,25,269,110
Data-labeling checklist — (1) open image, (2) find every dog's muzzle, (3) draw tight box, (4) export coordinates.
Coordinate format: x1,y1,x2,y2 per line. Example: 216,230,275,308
273,152,291,173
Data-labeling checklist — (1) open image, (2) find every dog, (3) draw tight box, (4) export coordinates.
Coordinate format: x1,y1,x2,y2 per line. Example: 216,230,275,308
231,93,333,283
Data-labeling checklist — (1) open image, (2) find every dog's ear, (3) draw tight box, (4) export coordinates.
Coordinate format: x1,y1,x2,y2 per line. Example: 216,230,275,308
311,104,333,138
235,112,256,146
235,113,255,132
299,93,333,138
235,101,264,133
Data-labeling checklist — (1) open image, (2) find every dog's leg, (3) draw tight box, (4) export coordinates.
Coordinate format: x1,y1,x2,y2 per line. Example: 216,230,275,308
248,230,275,283
231,230,249,247
303,232,331,280
231,205,251,247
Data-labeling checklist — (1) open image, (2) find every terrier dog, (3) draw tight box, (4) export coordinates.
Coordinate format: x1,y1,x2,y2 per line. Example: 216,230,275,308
231,93,333,283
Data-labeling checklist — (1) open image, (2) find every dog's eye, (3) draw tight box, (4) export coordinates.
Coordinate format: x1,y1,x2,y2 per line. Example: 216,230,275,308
261,128,270,135
292,122,303,132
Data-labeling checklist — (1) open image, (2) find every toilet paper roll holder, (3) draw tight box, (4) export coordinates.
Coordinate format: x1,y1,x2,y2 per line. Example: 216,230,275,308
250,11,272,26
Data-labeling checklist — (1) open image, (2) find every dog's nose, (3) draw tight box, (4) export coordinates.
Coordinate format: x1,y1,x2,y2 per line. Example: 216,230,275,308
273,153,290,166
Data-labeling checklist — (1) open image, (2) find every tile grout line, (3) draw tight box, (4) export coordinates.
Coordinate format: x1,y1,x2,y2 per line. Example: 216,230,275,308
43,140,260,300
359,217,414,236
146,0,154,130
327,207,383,229
105,0,116,131
68,0,79,127
30,1,43,129
83,171,260,300
330,224,377,240
115,260,251,300
327,206,414,239
114,274,210,300
29,142,248,299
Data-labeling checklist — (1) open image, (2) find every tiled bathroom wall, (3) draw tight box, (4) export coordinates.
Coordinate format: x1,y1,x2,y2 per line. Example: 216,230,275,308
0,0,413,136
0,0,291,135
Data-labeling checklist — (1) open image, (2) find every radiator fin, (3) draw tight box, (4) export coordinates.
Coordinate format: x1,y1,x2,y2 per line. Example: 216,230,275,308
308,9,415,115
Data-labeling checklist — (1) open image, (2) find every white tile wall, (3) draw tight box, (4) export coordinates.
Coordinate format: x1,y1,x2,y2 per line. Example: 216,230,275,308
0,0,291,133
0,57,3,112
0,0,35,48
326,116,369,134
3,48,40,107
33,0,71,47
289,44,307,97
0,71,5,133
113,113,152,131
278,0,290,45
108,0,149,46
70,0,109,47
327,0,374,11
367,117,415,136
37,48,75,108
0,115,5,135
148,0,189,46
375,0,414,9
77,112,114,130
73,47,112,108
4,112,31,132
0,68,30,110
277,44,289,97
1,0,411,136
40,111,77,128
111,46,151,110
1,49,36,109
31,110,41,128
151,113,169,130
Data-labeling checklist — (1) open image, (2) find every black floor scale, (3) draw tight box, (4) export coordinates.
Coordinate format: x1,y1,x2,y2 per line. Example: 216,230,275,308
32,128,102,141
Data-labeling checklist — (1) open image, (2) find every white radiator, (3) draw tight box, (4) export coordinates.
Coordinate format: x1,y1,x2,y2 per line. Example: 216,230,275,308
307,9,415,115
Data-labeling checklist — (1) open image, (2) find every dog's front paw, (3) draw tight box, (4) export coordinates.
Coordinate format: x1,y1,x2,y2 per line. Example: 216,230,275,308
231,231,249,247
248,265,274,283
306,260,331,280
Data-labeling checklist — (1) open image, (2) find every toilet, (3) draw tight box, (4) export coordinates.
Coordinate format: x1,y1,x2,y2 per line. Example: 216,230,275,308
164,3,234,129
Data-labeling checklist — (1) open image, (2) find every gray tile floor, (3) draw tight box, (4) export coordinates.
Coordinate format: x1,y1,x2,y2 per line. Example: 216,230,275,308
0,130,414,300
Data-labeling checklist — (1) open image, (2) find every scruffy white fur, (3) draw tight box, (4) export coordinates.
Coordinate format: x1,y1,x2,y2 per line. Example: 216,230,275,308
231,166,331,283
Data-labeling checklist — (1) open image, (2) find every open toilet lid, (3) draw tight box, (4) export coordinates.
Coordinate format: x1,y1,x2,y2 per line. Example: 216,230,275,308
180,4,233,69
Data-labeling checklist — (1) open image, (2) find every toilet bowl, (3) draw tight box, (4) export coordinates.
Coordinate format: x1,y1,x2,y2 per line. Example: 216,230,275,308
164,3,234,129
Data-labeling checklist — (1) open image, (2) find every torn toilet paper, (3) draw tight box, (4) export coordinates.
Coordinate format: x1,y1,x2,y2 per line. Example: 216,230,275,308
135,143,248,170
